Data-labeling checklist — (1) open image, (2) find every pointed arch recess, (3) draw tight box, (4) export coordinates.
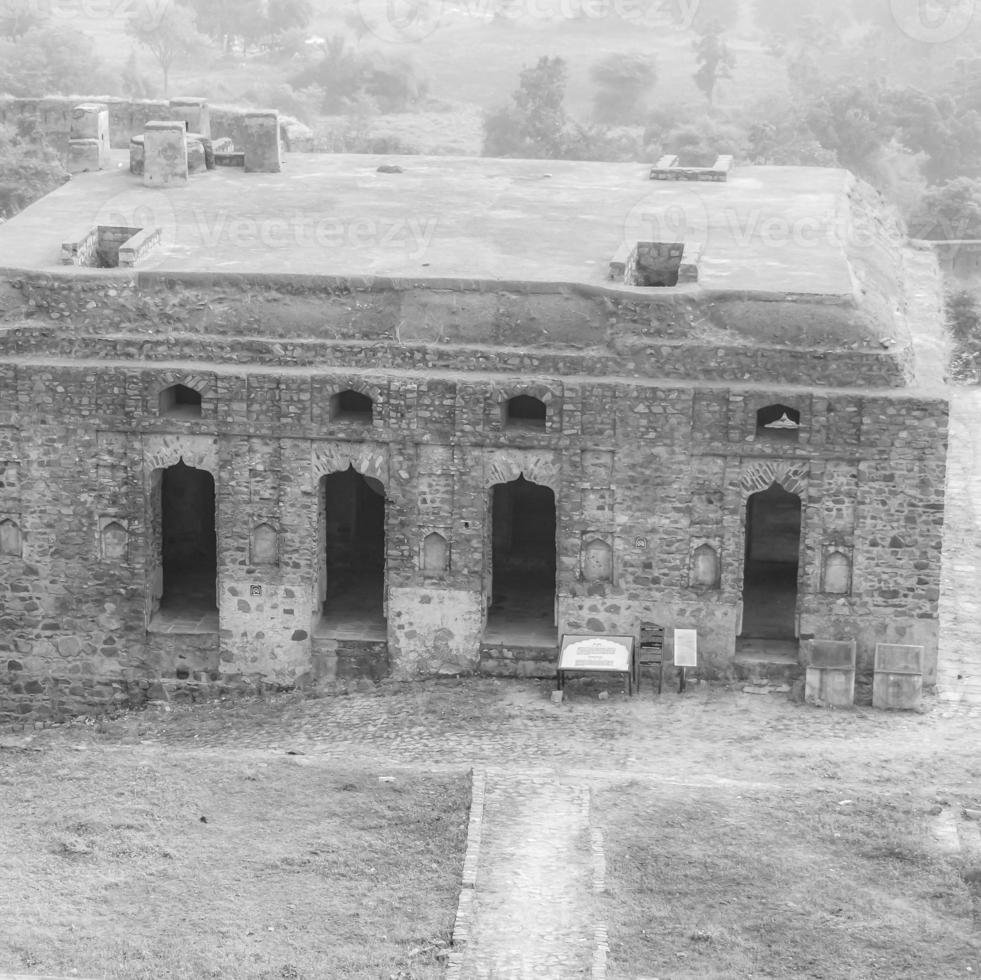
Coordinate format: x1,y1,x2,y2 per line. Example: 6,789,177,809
740,460,807,498
142,434,219,475
311,443,388,487
485,450,561,494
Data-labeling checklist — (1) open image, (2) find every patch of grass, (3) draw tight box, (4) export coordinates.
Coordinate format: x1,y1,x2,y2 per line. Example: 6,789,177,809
595,782,979,979
0,750,469,979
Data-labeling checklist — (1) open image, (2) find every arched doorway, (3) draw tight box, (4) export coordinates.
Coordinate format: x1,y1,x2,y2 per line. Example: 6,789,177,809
485,475,556,645
150,460,217,626
318,466,386,638
741,483,801,641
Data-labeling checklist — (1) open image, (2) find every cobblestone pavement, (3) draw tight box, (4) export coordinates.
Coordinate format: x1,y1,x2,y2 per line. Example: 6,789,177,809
455,772,593,979
19,678,981,791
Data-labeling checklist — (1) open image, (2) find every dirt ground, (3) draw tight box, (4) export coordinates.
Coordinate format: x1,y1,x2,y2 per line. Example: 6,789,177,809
2,678,979,978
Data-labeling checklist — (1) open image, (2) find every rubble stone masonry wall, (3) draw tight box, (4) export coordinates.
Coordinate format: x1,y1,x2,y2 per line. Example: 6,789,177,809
0,275,947,721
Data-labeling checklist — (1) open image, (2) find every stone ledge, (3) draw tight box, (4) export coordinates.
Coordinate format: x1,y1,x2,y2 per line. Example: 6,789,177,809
446,767,487,978
649,153,734,182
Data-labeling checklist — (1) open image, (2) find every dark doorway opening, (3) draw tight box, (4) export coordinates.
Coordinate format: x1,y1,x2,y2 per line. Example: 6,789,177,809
485,475,556,645
740,483,801,642
319,466,386,639
154,460,217,629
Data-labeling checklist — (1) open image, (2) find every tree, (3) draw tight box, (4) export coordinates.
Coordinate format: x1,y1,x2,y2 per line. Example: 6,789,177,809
803,82,896,177
753,0,853,42
290,36,425,114
0,0,49,39
693,25,735,105
483,56,569,159
590,53,657,125
0,121,68,219
267,0,312,33
126,0,208,95
683,0,739,33
908,178,981,241
0,24,114,96
176,0,241,51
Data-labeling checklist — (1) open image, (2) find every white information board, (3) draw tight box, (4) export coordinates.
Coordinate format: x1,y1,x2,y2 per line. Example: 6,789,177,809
673,628,698,667
559,635,633,673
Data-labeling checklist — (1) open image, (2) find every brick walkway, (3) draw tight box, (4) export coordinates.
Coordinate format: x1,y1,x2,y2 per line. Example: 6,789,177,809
451,771,594,979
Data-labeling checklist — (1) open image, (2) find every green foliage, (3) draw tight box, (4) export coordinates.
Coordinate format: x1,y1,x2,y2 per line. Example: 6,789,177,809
121,50,156,99
645,112,748,166
692,26,735,104
0,121,68,219
483,56,569,158
803,81,895,176
684,0,740,33
753,0,854,42
908,178,981,241
589,53,657,125
0,24,115,96
0,0,49,40
290,37,426,114
127,0,208,95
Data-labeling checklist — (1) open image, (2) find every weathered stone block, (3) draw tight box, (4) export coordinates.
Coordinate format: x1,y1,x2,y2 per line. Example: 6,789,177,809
242,110,281,173
169,97,210,137
143,120,188,187
67,139,103,174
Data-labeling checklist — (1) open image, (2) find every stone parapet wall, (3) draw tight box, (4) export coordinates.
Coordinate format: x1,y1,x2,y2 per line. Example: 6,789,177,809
0,275,910,389
0,96,313,157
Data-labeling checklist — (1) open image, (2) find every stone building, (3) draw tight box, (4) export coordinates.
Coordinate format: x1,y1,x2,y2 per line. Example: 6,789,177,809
0,120,949,720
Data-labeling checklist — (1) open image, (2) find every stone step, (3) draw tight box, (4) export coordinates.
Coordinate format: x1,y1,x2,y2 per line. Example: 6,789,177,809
733,656,805,686
478,644,558,679
310,635,389,682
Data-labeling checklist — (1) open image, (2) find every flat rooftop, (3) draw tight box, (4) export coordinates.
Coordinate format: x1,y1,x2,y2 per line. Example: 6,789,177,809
0,153,879,298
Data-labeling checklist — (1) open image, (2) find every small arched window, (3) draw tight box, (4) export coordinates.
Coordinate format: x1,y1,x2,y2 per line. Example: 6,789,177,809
159,384,202,418
331,389,373,424
756,404,800,443
505,395,546,430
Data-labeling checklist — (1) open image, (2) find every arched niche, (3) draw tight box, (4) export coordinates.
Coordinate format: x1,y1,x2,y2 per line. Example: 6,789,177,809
690,543,720,589
100,520,128,561
823,549,852,595
422,531,449,576
582,537,613,583
251,522,279,565
0,518,22,557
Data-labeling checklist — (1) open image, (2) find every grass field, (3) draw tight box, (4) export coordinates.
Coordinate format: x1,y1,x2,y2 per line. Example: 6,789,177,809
0,746,469,980
596,778,979,978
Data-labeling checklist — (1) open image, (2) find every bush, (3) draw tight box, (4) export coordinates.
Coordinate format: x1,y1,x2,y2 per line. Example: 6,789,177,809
0,24,117,96
0,122,68,219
